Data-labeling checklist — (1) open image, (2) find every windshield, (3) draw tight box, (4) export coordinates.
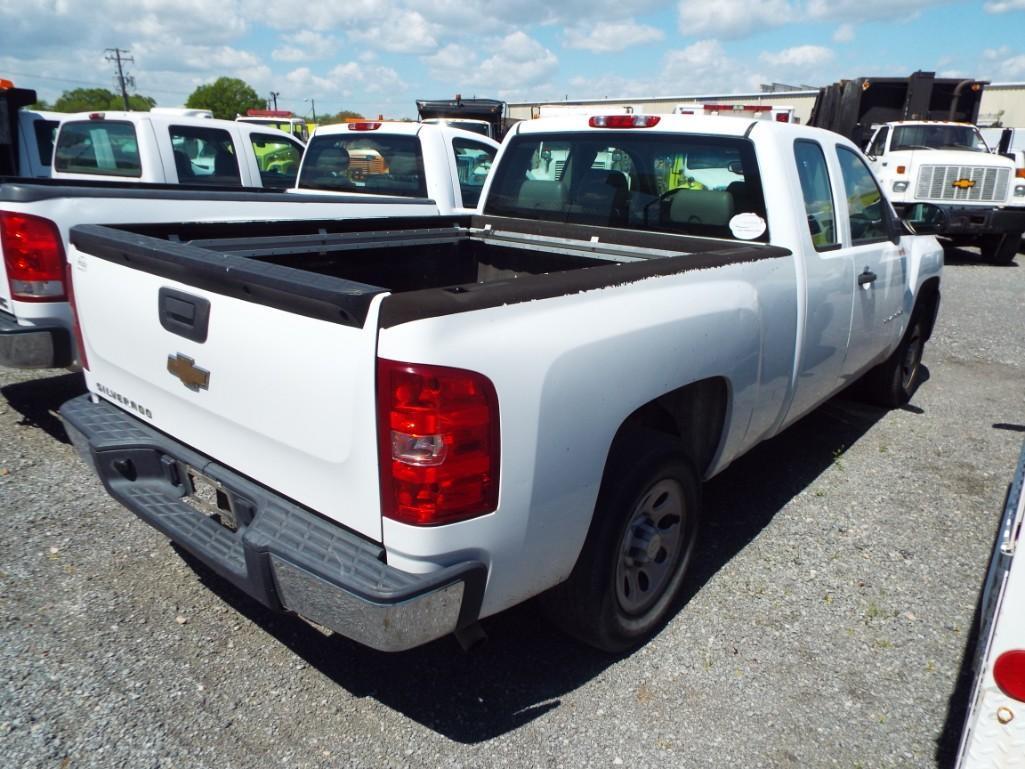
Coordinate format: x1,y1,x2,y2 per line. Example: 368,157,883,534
891,124,989,153
483,132,768,241
298,133,427,198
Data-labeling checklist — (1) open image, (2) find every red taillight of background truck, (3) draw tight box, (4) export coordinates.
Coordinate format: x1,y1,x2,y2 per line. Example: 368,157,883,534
377,358,499,526
994,649,1025,702
0,211,66,302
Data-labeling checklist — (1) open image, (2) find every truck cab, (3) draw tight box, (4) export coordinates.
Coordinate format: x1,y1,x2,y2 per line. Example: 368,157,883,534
51,112,305,189
864,120,1024,261
0,81,63,178
295,121,499,212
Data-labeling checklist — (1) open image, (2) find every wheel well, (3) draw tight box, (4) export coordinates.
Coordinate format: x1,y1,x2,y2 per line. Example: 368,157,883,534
610,378,729,479
916,277,941,341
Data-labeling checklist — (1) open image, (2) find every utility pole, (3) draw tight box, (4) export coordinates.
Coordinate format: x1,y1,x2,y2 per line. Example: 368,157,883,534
105,48,134,110
305,98,316,122
269,91,280,110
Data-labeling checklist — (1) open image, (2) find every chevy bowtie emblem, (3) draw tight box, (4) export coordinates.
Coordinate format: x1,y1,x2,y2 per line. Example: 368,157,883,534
951,178,976,189
167,353,210,392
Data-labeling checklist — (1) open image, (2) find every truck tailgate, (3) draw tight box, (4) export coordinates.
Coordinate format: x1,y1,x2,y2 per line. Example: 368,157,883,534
67,224,387,541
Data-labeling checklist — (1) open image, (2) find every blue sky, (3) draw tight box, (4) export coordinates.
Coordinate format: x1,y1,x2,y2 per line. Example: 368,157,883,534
1,0,1023,119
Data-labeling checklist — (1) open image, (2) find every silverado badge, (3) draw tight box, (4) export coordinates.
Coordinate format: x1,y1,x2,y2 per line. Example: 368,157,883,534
951,178,976,189
167,353,210,392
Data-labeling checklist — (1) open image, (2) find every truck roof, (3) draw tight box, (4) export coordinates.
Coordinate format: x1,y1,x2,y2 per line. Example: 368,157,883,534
511,113,797,138
311,120,499,145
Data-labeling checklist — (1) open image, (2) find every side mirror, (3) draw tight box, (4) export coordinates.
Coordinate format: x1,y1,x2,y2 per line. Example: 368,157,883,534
727,160,744,175
901,202,946,236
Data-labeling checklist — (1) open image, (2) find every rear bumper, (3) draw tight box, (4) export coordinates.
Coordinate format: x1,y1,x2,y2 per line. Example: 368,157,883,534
895,203,1025,236
0,310,71,369
59,393,486,652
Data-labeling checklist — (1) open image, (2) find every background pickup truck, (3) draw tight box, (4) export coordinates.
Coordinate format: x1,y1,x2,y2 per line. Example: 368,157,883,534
0,82,63,178
0,181,439,369
61,114,944,654
51,110,306,190
295,121,499,212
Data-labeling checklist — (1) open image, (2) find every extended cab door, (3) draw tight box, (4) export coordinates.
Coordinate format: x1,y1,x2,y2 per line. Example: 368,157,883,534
833,145,906,379
448,135,498,210
786,138,855,422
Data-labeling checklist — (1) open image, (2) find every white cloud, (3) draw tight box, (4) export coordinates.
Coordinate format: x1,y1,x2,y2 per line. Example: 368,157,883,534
760,44,833,67
806,0,946,21
661,40,763,93
984,0,1025,11
677,0,793,39
426,32,558,94
347,9,439,54
272,30,336,62
833,23,855,43
564,20,664,52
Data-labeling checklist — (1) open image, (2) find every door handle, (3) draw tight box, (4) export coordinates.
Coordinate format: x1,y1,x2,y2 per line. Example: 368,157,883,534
858,269,878,286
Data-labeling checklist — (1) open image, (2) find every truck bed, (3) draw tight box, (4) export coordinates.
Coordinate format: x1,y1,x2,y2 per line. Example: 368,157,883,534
71,215,789,330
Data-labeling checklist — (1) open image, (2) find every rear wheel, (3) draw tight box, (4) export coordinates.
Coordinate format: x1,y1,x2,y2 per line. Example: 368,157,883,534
543,430,699,652
979,232,1021,264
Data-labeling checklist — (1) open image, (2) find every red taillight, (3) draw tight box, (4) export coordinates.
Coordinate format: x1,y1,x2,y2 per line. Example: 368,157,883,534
377,358,499,526
0,212,66,302
88,112,104,120
588,115,661,129
775,112,790,122
64,261,89,371
994,649,1025,702
349,122,382,131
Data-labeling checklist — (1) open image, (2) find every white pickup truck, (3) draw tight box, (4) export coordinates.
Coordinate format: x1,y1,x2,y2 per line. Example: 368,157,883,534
51,110,306,190
295,121,499,212
0,124,495,370
864,121,1025,263
0,82,63,178
60,114,944,653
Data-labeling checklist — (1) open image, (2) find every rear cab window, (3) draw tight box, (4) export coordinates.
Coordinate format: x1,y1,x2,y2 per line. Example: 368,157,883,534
794,140,839,250
483,132,768,242
250,132,303,188
169,125,242,186
298,134,426,198
54,121,141,177
452,137,496,207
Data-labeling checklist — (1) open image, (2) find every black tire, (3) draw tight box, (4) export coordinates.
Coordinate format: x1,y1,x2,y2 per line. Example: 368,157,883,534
979,232,1021,265
862,311,927,408
542,430,700,653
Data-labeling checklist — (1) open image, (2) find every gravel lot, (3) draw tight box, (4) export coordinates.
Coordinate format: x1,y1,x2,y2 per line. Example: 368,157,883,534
1,245,1023,769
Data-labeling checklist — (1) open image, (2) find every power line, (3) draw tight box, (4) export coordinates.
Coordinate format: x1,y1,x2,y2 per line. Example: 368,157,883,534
105,48,134,110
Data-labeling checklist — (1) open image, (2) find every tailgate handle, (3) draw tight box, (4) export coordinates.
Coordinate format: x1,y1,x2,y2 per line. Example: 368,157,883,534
158,288,210,343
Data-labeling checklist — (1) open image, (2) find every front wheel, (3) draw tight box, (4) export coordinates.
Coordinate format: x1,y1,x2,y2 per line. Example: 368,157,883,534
862,313,927,407
979,232,1021,264
542,431,700,652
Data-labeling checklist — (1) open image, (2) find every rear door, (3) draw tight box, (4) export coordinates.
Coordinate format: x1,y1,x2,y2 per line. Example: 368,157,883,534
833,144,906,378
68,227,388,540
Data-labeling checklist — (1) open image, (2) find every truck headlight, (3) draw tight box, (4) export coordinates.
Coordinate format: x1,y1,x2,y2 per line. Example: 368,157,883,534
1015,184,1025,197
892,181,909,193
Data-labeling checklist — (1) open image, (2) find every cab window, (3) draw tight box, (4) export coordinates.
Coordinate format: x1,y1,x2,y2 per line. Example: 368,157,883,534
866,127,888,157
298,134,426,198
169,125,241,186
452,138,496,207
54,121,141,177
836,147,889,244
794,140,837,250
250,133,302,189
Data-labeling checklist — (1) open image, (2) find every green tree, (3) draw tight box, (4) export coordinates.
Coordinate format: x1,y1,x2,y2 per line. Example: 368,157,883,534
186,77,264,120
52,87,155,112
321,109,364,124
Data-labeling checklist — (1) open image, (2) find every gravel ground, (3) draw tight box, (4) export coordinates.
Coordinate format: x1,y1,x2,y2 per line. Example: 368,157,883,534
1,245,1023,769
